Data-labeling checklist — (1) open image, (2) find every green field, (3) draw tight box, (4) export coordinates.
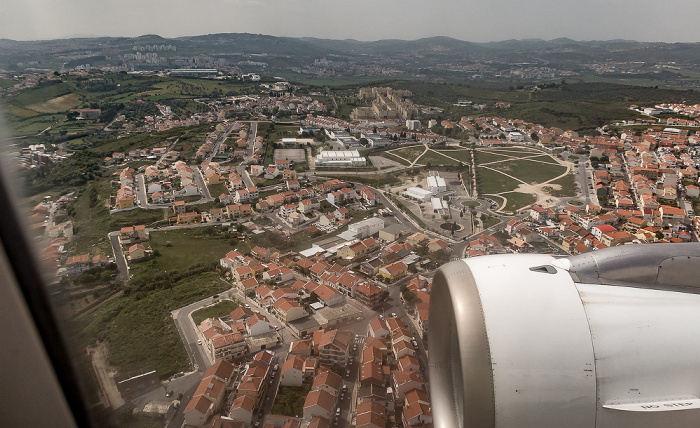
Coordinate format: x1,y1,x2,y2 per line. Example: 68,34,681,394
461,200,480,208
27,93,81,113
208,183,227,198
435,149,472,163
268,124,302,142
501,192,538,212
76,271,229,377
474,150,515,164
378,151,411,166
543,173,577,197
485,159,566,185
389,145,426,163
476,167,521,194
0,78,16,88
4,104,39,117
6,114,62,136
483,147,544,157
192,299,239,325
321,172,401,187
415,150,459,166
133,227,246,274
524,154,562,165
9,81,74,107
482,214,501,229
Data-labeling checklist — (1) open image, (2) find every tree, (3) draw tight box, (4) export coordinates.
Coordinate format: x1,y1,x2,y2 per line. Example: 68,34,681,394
378,290,389,304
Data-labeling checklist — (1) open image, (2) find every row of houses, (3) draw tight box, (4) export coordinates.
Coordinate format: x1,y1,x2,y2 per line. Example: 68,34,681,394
185,351,277,427
360,315,432,428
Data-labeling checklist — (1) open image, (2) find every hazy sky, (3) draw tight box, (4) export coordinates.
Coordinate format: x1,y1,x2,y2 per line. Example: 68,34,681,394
2,0,700,43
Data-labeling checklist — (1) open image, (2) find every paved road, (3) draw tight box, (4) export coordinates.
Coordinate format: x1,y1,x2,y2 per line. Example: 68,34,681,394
246,121,258,158
108,231,129,282
172,293,230,372
135,174,148,208
237,165,255,188
193,166,214,201
205,120,242,163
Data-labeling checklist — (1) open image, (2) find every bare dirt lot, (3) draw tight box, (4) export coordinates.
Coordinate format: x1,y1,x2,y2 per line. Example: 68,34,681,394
273,148,306,163
88,342,125,409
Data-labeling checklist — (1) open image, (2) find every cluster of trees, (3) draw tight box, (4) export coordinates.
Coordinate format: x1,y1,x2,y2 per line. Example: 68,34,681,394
399,283,421,308
589,155,609,168
271,386,310,417
24,151,104,194
70,264,118,284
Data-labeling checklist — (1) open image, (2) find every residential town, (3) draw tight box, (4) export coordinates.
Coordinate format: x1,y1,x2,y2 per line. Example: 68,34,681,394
15,68,700,428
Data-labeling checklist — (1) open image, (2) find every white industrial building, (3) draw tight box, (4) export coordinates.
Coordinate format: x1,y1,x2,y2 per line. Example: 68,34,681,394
404,187,434,202
360,133,391,148
427,175,447,193
508,132,524,142
432,197,448,213
315,150,367,167
406,120,422,131
336,136,361,148
348,217,385,239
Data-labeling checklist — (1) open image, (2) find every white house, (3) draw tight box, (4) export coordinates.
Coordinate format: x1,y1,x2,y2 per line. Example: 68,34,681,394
245,313,271,336
348,217,385,239
147,182,162,194
280,355,305,387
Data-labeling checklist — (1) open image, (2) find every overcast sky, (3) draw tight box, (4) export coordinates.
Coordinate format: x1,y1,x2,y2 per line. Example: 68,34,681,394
2,0,700,43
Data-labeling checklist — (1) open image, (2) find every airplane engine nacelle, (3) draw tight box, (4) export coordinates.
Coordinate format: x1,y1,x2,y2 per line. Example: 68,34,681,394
429,243,700,428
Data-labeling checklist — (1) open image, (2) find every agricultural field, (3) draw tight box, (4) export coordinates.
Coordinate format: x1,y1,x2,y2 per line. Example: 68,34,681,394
26,93,81,113
8,80,74,107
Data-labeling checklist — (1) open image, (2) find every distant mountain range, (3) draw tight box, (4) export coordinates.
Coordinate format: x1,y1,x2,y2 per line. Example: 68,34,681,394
2,33,700,86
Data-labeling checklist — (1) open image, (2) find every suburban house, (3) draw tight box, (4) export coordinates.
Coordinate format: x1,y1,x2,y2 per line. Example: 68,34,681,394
184,360,235,427
377,261,408,282
316,329,353,367
273,298,307,323
228,395,255,426
303,389,336,421
280,355,305,387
